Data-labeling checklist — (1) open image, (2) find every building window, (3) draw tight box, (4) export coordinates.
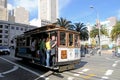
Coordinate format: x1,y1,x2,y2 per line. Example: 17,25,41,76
0,30,2,33
0,35,2,38
0,25,3,28
11,26,14,29
16,27,19,30
4,40,8,44
21,28,23,31
25,29,27,31
5,25,9,29
5,30,8,34
4,35,8,38
11,40,14,44
0,40,2,43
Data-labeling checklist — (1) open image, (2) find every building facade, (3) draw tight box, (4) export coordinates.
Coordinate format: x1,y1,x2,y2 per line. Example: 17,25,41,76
51,0,58,22
87,17,117,47
0,6,7,21
0,0,7,8
0,0,7,21
41,19,52,26
107,17,117,36
14,7,29,24
8,9,15,22
99,17,117,46
38,0,58,23
0,20,36,47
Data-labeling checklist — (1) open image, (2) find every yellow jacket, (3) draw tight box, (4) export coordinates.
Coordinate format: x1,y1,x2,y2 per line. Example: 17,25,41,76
46,41,51,50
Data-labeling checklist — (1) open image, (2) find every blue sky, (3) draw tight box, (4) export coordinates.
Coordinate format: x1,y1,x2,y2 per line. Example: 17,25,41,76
7,0,120,24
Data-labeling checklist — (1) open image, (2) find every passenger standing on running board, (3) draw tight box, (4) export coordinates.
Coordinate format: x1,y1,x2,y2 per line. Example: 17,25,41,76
30,38,36,63
50,34,57,67
45,37,51,67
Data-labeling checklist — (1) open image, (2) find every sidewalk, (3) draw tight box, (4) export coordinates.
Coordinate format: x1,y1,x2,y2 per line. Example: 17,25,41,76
85,49,113,58
101,49,113,54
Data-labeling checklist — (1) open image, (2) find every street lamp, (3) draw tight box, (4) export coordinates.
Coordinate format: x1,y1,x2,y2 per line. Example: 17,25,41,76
90,6,101,55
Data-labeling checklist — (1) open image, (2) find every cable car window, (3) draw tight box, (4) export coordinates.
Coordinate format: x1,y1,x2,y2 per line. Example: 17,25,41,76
26,37,30,46
60,32,66,45
69,33,73,46
75,35,79,47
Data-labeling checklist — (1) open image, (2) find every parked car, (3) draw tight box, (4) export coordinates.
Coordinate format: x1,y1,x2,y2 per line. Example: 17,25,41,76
0,46,10,55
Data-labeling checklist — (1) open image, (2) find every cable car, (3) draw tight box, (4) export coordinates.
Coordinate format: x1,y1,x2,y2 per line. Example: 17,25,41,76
15,25,81,72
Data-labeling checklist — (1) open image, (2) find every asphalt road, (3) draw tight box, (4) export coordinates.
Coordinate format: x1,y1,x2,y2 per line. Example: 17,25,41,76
0,49,120,80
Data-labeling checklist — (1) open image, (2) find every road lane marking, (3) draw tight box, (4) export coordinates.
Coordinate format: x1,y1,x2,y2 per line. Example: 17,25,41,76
0,57,40,76
45,77,49,80
101,76,109,80
0,73,4,77
112,63,117,67
34,71,53,80
73,68,90,77
2,66,18,75
82,74,96,79
34,75,45,80
78,72,83,74
40,75,45,77
104,70,113,76
34,75,50,80
82,68,89,72
115,60,120,63
0,66,18,77
77,69,90,74
115,61,118,63
72,68,90,78
112,60,120,68
68,77,74,80
105,57,116,61
73,73,79,76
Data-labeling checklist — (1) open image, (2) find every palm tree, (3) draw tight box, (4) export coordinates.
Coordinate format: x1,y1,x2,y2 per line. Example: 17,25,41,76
90,26,108,38
90,26,108,46
90,27,98,38
74,22,89,41
111,21,120,41
55,17,72,29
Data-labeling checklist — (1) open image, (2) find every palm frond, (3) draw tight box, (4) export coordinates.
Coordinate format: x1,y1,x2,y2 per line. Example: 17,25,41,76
74,22,89,41
56,17,72,29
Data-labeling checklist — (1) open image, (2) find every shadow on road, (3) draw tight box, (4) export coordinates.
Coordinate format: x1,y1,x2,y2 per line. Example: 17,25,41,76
16,59,50,72
75,61,88,69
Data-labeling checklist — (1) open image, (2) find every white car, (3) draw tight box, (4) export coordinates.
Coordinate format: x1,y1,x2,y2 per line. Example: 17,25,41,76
0,46,10,55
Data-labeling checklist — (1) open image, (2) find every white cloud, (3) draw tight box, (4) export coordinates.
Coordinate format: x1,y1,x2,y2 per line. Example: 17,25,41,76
59,0,72,11
13,0,38,12
29,18,41,27
7,3,14,10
